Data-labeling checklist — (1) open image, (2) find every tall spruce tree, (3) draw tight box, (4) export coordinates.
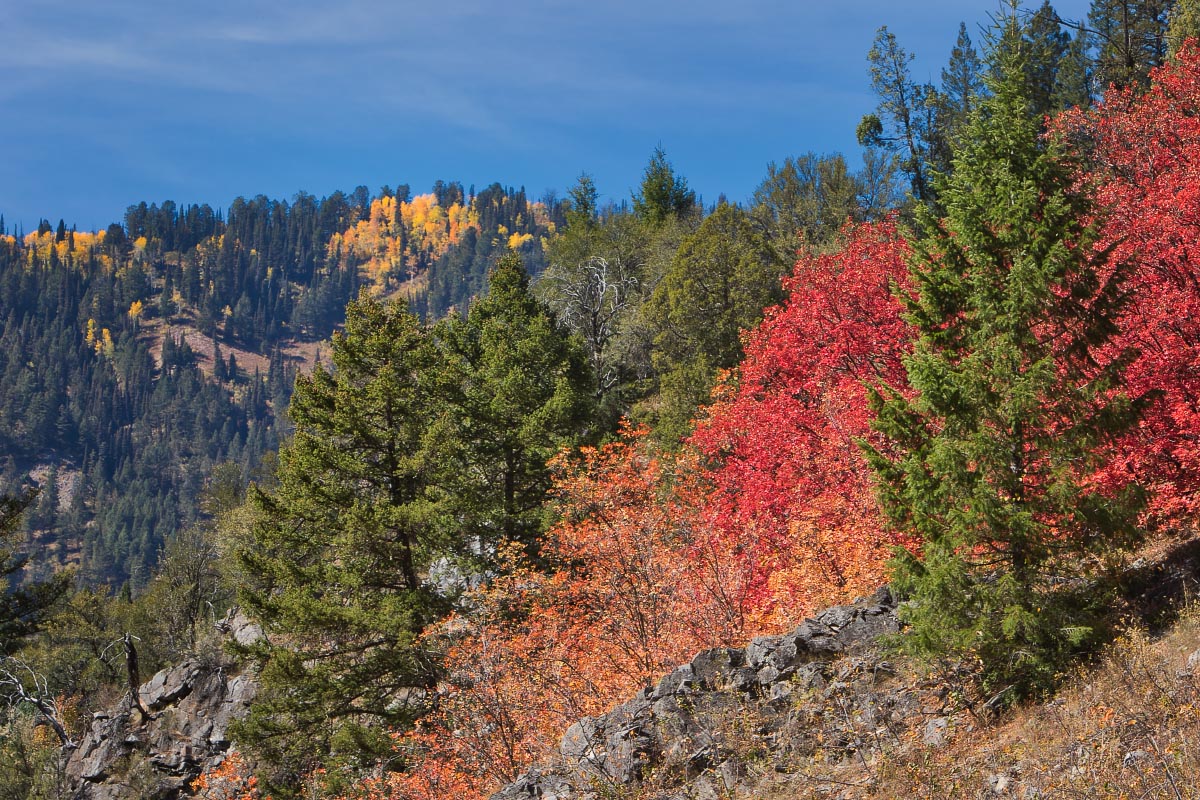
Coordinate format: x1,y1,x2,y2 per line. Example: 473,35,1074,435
235,292,445,786
863,8,1145,698
1053,30,1094,109
431,253,594,560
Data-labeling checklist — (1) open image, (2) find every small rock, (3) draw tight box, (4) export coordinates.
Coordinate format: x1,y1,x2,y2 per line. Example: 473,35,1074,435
690,647,744,690
746,635,782,668
923,716,950,747
653,664,695,698
561,717,602,764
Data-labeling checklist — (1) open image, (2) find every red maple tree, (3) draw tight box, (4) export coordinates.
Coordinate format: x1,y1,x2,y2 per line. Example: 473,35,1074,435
690,220,916,623
1056,43,1200,526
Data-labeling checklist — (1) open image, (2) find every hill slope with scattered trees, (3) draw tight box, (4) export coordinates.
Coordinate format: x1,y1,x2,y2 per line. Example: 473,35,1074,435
9,2,1200,799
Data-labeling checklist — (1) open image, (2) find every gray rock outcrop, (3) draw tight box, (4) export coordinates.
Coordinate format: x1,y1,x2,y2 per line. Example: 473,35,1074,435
63,612,260,800
492,587,902,800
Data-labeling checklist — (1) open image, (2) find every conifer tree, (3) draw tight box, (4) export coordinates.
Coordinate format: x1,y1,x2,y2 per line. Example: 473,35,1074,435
633,147,697,226
1090,0,1172,89
863,9,1145,697
644,202,782,443
859,26,940,202
1053,31,1094,109
940,23,988,151
1023,1,1072,118
235,292,445,784
1169,0,1200,55
1,492,69,655
431,253,594,560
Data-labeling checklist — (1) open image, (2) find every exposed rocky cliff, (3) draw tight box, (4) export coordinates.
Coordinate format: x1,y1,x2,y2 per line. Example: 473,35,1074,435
63,612,260,800
493,587,913,800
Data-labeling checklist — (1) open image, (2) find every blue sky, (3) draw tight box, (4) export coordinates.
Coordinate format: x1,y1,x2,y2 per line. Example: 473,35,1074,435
0,0,1091,232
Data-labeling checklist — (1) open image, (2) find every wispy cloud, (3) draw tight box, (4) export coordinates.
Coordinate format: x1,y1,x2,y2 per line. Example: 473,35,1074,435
0,0,1096,229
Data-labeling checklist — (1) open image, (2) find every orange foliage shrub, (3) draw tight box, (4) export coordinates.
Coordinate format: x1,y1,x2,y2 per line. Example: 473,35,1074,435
362,426,776,799
192,752,261,799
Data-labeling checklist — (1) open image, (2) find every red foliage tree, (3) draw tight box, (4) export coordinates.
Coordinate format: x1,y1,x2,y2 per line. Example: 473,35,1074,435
1056,43,1200,525
690,220,916,623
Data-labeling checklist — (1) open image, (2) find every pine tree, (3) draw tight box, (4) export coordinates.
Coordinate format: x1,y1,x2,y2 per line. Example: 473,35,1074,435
1,491,69,655
859,26,940,202
235,292,446,786
431,253,594,560
863,9,1145,698
1090,0,1173,90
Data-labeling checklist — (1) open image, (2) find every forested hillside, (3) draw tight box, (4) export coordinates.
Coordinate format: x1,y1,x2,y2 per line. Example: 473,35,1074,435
9,2,1200,799
0,183,558,587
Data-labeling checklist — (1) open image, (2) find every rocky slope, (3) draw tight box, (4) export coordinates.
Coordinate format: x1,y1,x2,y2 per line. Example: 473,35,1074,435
63,612,260,800
490,538,1200,800
493,587,912,800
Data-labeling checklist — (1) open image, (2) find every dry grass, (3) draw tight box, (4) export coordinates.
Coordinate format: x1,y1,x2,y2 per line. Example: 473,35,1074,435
752,609,1200,799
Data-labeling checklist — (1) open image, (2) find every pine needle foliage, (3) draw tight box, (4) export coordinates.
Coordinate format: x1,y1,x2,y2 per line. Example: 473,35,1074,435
234,292,445,788
862,8,1146,699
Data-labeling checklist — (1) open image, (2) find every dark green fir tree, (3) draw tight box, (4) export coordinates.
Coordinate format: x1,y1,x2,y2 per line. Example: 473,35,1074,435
431,252,595,561
863,7,1146,699
235,291,446,789
632,146,697,227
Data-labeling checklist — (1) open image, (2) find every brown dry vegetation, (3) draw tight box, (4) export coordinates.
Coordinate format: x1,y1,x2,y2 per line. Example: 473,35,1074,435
760,602,1200,799
606,538,1200,800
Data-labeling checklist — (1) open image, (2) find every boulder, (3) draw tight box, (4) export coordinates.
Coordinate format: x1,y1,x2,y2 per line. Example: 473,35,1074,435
63,616,260,800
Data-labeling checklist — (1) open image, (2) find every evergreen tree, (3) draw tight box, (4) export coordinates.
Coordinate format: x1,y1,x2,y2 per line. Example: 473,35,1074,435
750,152,866,262
859,26,941,202
1023,1,1072,118
633,147,697,226
567,172,599,226
643,202,783,443
236,292,445,786
1168,0,1200,55
1053,30,1094,109
863,10,1145,698
1,491,69,655
1090,0,1173,89
940,23,988,153
432,253,594,559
